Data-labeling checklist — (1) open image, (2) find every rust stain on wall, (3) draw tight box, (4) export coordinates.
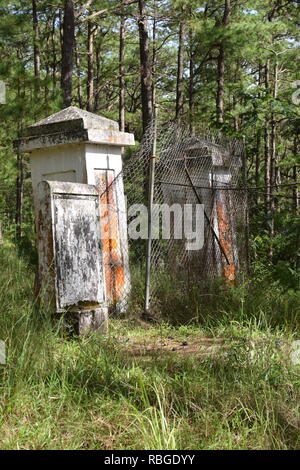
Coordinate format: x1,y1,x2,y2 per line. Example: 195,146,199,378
216,201,235,284
95,170,125,304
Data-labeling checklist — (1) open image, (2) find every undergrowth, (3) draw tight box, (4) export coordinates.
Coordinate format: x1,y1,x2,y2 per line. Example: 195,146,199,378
0,243,300,450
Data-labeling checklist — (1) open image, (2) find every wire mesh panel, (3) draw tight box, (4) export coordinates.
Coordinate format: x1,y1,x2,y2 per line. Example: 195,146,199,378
99,122,247,318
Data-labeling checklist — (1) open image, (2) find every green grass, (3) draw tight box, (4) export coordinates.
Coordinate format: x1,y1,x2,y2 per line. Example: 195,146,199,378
0,243,300,449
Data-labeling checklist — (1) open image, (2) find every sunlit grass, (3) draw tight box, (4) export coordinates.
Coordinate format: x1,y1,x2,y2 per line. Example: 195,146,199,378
0,244,300,449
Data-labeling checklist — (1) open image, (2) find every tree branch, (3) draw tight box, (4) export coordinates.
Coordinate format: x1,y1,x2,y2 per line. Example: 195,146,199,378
75,0,94,18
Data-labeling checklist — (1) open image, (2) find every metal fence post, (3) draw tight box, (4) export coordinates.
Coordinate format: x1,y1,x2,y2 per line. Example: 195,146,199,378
144,113,157,318
242,135,250,274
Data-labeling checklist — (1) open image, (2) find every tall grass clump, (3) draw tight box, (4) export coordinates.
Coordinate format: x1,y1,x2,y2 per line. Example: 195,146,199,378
129,383,179,450
151,268,300,332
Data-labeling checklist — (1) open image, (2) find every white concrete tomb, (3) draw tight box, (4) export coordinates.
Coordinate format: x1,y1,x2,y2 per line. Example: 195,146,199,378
16,106,135,328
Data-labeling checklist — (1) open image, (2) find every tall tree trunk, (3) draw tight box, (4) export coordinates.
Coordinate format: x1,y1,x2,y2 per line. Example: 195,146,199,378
32,0,41,95
232,62,239,131
119,1,126,159
95,43,101,111
15,61,24,241
175,22,184,121
255,63,263,204
152,0,157,113
293,165,299,216
51,12,57,95
216,0,231,124
45,60,49,102
119,2,125,132
61,0,75,107
264,59,271,210
255,132,261,204
233,97,239,131
269,118,276,238
87,21,95,112
293,138,299,216
264,58,274,257
271,59,278,189
264,122,271,213
15,148,24,240
75,40,83,108
269,59,278,234
138,0,153,131
188,29,195,134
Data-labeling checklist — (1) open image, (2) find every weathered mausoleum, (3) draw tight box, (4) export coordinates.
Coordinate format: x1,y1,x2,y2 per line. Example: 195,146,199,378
16,106,135,333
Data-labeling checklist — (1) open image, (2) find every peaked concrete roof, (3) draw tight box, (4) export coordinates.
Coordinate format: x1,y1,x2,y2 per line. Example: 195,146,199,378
16,106,134,151
24,106,119,137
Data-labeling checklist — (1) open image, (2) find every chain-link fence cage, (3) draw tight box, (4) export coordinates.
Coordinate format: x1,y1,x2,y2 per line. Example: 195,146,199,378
99,121,248,321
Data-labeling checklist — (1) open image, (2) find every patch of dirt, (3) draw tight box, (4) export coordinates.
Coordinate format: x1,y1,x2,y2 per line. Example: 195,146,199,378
117,335,293,363
118,336,228,359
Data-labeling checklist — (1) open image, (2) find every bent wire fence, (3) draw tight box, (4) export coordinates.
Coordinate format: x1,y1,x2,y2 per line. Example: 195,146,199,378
99,121,248,319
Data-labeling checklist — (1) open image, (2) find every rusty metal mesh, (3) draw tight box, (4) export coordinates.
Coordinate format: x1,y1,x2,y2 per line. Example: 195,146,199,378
98,122,247,318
